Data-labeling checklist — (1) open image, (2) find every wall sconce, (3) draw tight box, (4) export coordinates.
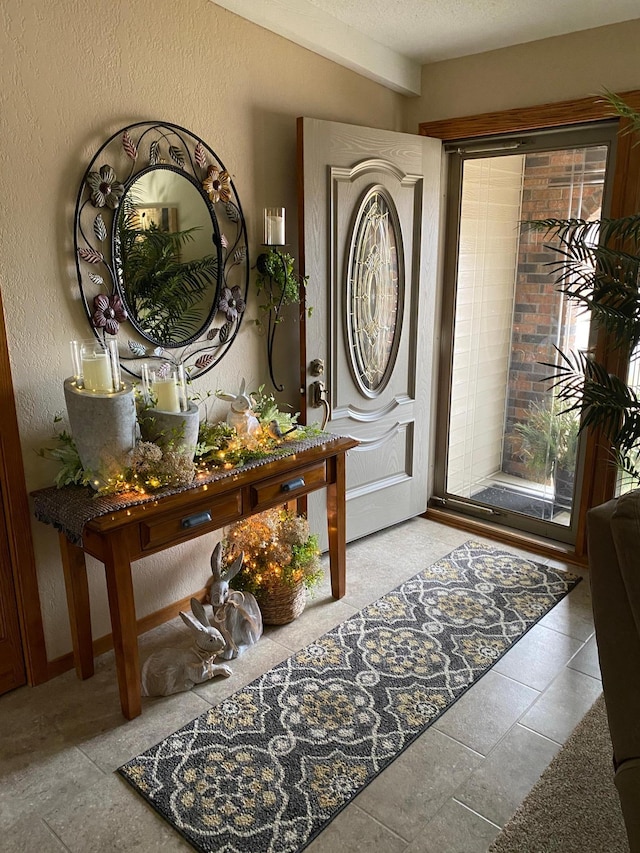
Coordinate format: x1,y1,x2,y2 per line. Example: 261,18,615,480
263,207,286,246
258,207,289,391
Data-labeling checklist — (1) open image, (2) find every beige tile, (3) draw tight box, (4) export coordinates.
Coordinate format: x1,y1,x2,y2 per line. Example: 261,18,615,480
456,724,560,826
43,774,191,852
538,577,595,641
405,799,500,853
74,688,211,772
519,667,602,744
305,803,407,853
354,727,483,841
4,816,68,852
492,623,584,691
567,634,601,680
432,670,539,755
262,597,356,652
0,739,105,831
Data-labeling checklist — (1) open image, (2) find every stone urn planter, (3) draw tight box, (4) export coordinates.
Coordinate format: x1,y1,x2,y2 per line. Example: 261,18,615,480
64,377,137,490
138,403,200,457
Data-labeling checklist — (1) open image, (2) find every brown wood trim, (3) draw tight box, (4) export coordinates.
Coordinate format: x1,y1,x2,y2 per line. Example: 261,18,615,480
296,116,308,425
419,90,640,140
421,92,640,556
46,585,209,680
0,287,48,685
425,508,588,569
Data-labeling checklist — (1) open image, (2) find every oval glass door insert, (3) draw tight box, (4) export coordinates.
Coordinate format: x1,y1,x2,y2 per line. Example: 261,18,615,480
346,186,404,395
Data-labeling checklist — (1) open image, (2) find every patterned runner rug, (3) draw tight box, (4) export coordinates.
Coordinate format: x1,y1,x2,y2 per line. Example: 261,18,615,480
118,540,580,853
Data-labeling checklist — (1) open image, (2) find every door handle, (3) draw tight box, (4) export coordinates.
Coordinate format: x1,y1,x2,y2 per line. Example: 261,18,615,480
309,380,330,429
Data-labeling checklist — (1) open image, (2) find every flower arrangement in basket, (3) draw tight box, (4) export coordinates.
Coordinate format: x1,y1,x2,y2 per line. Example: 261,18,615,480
223,508,323,625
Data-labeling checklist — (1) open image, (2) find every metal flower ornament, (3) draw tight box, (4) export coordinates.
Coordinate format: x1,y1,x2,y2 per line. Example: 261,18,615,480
74,121,249,380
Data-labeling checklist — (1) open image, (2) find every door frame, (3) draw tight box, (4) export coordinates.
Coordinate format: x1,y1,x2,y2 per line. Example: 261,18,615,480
0,286,48,686
419,90,640,558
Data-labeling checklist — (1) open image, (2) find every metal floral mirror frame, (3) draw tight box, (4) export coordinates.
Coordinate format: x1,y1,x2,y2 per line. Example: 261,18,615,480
74,121,249,379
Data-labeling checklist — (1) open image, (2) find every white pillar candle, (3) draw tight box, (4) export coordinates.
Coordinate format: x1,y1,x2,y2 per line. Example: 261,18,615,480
81,353,113,392
263,207,285,245
153,378,181,413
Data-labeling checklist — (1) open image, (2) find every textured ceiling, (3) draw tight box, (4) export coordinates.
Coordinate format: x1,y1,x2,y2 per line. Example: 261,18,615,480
303,0,640,63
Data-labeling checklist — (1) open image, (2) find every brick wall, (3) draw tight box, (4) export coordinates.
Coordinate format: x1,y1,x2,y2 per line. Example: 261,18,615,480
503,146,607,479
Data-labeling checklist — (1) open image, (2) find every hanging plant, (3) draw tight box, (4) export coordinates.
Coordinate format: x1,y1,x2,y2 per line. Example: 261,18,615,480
254,249,311,390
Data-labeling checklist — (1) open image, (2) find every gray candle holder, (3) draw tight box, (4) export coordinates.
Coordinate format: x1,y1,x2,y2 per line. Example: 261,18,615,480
63,378,137,490
138,403,200,458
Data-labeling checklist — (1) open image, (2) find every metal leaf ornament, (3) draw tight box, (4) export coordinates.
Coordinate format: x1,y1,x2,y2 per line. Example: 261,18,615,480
88,272,104,286
219,322,232,344
149,140,160,166
207,327,220,341
225,202,240,223
169,145,185,168
234,246,247,263
128,340,147,357
93,214,107,242
78,247,104,264
122,130,138,160
156,362,171,379
194,141,207,170
195,353,215,370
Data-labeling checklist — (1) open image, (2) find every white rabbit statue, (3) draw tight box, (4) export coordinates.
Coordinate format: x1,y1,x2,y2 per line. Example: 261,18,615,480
204,542,263,660
140,599,233,697
217,378,260,438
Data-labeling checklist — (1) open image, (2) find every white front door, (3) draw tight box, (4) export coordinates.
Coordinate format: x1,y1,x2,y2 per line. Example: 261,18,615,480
298,118,442,542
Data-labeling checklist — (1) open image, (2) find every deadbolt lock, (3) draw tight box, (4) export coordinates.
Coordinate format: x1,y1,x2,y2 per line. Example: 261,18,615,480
309,358,324,376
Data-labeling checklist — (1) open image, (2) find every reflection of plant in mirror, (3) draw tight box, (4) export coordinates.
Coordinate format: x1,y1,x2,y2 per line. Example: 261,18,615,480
117,201,221,344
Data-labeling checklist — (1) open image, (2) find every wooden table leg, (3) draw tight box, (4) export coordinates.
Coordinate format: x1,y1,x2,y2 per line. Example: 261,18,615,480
102,530,141,720
326,451,347,599
58,532,94,679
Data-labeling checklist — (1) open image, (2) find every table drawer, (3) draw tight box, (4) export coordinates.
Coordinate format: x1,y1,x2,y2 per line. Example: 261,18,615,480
139,490,243,551
250,461,327,511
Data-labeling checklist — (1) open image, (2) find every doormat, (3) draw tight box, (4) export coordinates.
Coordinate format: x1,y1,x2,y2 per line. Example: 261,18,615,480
118,539,580,853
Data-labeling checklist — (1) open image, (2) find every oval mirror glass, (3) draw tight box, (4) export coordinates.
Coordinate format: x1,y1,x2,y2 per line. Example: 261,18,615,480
113,168,222,347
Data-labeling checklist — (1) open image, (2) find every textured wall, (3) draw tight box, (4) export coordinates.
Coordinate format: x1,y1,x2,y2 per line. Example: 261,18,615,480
404,18,640,129
0,0,402,660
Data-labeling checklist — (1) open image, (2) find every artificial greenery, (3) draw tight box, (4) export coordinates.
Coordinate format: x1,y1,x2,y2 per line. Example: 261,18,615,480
223,508,323,596
117,200,219,344
526,91,640,484
515,398,580,482
36,416,91,488
254,249,309,323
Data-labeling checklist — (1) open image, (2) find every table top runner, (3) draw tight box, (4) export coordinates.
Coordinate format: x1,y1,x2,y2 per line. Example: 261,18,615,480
32,432,342,545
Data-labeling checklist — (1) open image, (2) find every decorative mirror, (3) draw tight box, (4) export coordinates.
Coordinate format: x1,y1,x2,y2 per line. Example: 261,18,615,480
74,121,249,379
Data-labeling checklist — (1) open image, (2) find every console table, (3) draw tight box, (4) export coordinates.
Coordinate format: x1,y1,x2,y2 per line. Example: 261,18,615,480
33,434,357,719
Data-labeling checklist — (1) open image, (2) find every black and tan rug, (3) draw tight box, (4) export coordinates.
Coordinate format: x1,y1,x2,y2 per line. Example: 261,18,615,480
118,539,580,853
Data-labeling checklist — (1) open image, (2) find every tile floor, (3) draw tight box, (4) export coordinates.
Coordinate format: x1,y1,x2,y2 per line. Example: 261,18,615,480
1,517,601,852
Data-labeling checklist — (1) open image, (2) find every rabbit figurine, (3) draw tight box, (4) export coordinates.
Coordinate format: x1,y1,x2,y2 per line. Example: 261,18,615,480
204,542,263,660
140,598,233,697
217,379,260,438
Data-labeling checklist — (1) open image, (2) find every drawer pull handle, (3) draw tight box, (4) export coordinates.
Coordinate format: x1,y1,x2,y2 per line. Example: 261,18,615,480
181,511,212,529
281,476,305,493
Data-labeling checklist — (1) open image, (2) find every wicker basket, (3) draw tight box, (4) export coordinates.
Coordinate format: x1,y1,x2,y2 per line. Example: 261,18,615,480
256,581,306,625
